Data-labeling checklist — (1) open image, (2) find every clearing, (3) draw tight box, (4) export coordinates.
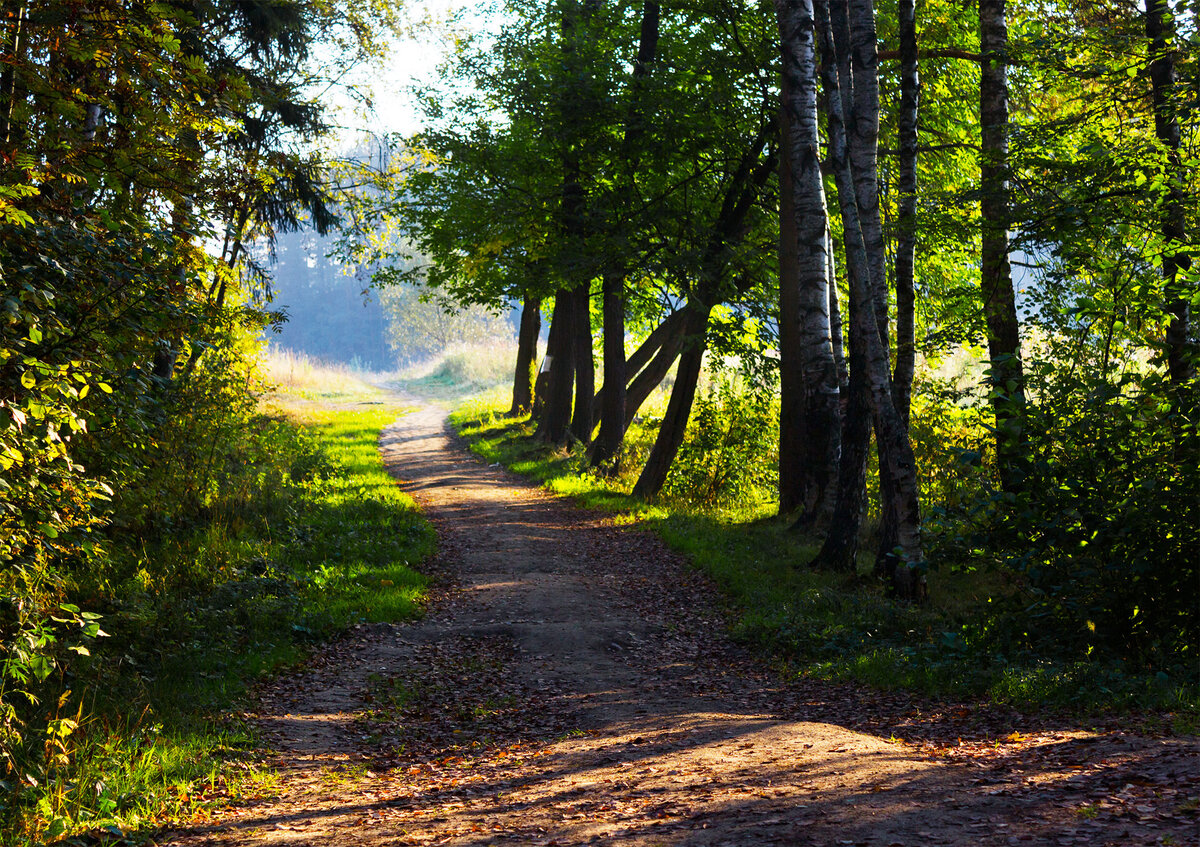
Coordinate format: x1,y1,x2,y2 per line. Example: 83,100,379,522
164,403,1199,847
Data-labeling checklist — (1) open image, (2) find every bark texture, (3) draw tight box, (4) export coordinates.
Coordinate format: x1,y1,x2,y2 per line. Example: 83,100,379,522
776,0,841,525
814,0,925,600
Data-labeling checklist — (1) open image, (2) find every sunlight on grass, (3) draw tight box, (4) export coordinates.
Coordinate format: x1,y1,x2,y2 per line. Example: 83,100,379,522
14,361,434,846
448,394,1200,717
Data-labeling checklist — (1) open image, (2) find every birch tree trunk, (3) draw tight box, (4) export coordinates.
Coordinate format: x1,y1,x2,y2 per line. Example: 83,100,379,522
814,0,925,599
775,0,841,526
980,0,1026,491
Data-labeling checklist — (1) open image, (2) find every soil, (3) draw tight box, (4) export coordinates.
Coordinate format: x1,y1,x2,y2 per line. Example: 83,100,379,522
162,405,1200,847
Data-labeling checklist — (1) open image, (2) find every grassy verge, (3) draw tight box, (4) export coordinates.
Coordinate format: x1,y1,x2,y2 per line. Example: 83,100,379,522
449,397,1198,726
8,377,433,845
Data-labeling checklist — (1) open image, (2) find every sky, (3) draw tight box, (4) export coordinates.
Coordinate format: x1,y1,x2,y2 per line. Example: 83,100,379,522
327,0,476,143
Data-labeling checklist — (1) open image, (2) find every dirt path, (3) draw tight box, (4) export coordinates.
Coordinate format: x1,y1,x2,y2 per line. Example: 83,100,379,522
165,405,1199,847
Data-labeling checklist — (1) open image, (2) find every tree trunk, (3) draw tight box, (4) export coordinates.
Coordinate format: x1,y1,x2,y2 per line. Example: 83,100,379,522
569,282,595,443
893,0,919,428
1,5,26,150
510,293,542,416
1145,0,1192,387
591,309,687,422
980,0,1025,491
814,0,925,600
537,287,576,444
828,225,848,391
590,271,627,468
632,305,711,499
776,0,841,527
846,0,888,344
588,0,659,466
811,338,871,571
624,318,688,429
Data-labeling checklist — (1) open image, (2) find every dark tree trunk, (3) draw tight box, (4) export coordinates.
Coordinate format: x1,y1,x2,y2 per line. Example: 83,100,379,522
632,305,711,499
569,282,595,443
980,0,1025,491
893,0,918,428
828,226,848,390
811,338,871,571
776,0,841,525
537,287,576,444
510,293,542,416
623,316,688,429
590,271,627,468
1145,0,1192,387
589,0,659,466
2,5,26,150
591,309,687,422
814,0,925,600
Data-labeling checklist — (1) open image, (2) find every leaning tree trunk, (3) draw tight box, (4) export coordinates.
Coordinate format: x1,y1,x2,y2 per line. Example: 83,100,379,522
1145,0,1191,388
980,0,1026,491
510,293,542,416
776,0,842,527
815,0,925,600
591,309,687,423
569,282,595,443
632,305,712,499
537,287,577,444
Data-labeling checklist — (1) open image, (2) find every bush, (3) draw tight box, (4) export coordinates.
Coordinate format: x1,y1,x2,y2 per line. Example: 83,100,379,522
663,375,778,508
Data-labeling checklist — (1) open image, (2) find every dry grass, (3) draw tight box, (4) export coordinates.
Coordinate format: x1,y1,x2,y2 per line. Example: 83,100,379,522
260,347,379,392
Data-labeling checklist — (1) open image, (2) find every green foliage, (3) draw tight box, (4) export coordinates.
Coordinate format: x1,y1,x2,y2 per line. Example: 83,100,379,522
450,392,1198,716
0,384,431,842
381,286,515,366
969,363,1197,671
663,375,779,508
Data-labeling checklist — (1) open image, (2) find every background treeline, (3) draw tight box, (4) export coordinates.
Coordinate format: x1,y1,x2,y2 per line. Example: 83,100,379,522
0,1,436,842
347,0,1197,688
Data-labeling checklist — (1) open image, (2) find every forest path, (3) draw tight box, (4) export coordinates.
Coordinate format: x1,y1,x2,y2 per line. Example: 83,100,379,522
164,403,1198,847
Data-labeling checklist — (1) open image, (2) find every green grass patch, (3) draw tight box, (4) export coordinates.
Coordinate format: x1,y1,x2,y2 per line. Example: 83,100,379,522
3,392,433,845
449,396,1199,722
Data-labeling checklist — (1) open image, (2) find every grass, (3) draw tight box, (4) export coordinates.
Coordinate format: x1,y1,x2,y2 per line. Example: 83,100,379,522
390,340,518,405
4,361,433,845
447,395,1200,722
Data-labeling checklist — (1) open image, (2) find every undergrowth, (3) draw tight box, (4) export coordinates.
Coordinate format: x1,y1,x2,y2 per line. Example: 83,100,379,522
448,395,1198,725
1,380,432,844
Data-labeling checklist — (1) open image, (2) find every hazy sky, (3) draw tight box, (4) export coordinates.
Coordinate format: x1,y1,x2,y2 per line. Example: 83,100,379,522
329,0,476,142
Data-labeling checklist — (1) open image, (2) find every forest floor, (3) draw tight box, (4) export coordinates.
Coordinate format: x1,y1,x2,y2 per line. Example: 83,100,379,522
161,401,1199,847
